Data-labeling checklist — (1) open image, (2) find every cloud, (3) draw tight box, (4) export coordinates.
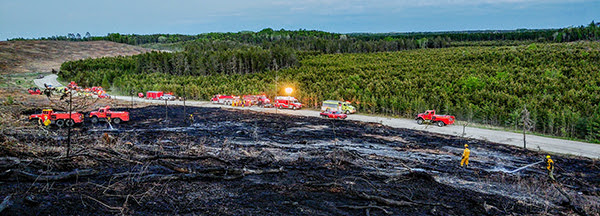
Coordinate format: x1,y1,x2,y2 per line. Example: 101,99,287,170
271,0,588,12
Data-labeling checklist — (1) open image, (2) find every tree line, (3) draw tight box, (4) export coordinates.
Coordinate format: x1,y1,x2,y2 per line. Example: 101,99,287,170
10,21,599,45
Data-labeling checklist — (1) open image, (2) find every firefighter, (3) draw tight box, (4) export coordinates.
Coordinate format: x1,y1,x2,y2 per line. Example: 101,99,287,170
546,155,555,182
189,114,194,123
461,144,470,168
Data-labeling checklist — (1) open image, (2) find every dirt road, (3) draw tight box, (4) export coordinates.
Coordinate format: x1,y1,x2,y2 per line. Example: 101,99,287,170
34,74,600,158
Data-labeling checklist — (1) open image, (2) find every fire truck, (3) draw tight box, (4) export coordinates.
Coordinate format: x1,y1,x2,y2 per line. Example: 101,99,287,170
89,106,130,124
146,91,164,100
242,95,272,107
211,95,237,105
29,109,84,127
275,96,302,110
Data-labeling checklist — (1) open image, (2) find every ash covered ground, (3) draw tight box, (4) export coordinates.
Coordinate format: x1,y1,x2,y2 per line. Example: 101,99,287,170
1,105,598,215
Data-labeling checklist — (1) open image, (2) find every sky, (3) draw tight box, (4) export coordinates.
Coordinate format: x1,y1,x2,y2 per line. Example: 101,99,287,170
0,0,599,40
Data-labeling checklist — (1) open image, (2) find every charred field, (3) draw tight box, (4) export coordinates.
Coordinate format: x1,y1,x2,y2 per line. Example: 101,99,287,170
1,105,599,215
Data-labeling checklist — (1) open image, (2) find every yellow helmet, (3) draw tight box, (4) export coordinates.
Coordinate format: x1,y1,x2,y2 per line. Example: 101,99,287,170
464,144,468,148
546,155,551,159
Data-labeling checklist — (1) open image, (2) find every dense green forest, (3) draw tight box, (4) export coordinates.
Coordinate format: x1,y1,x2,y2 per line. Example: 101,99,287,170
60,42,600,142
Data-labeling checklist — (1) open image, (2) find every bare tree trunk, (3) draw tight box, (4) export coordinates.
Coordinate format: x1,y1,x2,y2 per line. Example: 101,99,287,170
165,99,168,121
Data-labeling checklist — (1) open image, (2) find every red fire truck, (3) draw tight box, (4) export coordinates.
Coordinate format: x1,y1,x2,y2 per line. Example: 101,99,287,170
146,91,164,100
275,96,302,110
211,95,237,105
29,109,84,127
89,106,130,124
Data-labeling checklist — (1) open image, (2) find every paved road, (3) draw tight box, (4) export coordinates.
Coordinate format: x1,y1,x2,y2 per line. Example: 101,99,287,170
33,74,63,89
34,74,600,158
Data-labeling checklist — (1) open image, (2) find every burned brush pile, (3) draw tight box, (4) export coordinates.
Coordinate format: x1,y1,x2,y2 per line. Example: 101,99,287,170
0,105,598,215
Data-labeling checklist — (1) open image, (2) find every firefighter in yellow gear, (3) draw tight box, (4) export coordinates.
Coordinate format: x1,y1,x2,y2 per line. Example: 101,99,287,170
43,119,51,126
546,155,555,182
189,114,194,123
461,144,470,168
41,115,51,126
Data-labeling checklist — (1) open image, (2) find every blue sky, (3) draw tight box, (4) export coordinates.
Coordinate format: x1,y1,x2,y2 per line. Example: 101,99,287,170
0,0,598,40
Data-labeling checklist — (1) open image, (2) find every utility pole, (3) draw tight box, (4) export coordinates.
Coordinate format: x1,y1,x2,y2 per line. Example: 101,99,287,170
165,98,168,121
521,106,531,149
130,88,135,111
275,69,278,114
67,91,72,157
182,84,186,117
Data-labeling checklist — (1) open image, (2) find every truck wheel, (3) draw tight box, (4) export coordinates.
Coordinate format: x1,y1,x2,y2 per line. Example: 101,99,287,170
113,118,122,124
65,119,75,127
416,118,424,125
91,116,99,124
436,121,445,127
55,119,65,127
292,106,297,110
345,110,350,114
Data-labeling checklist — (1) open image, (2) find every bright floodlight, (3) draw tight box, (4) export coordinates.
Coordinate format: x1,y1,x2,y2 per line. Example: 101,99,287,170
285,87,293,95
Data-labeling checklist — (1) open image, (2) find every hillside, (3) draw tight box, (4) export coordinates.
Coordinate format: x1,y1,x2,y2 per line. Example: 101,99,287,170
0,40,151,74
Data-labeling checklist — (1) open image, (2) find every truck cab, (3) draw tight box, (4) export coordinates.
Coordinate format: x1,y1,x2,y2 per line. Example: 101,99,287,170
29,109,54,123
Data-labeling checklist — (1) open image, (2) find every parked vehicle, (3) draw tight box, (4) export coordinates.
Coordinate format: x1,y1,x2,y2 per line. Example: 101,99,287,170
28,87,42,95
415,110,455,127
29,109,84,127
91,86,104,93
89,106,129,124
138,93,144,98
321,100,356,114
211,95,237,105
159,94,176,100
146,91,164,100
257,95,272,107
97,92,111,99
319,110,347,119
67,81,78,90
242,94,272,107
275,96,302,110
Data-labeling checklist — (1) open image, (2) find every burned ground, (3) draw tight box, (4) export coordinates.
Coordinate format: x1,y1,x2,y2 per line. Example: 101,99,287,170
1,105,599,215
